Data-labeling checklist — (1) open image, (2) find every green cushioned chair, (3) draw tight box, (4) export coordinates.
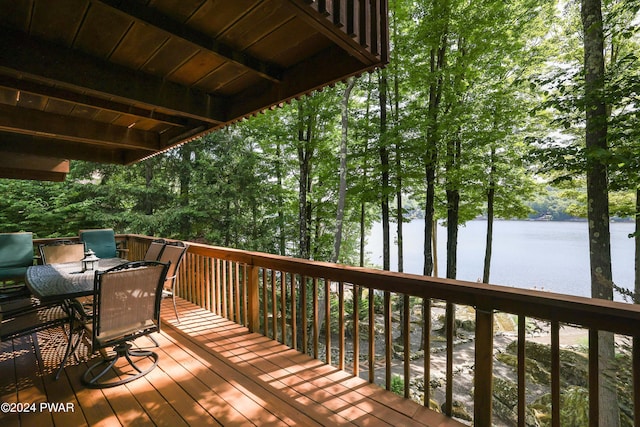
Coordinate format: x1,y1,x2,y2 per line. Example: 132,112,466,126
0,232,34,298
79,229,127,259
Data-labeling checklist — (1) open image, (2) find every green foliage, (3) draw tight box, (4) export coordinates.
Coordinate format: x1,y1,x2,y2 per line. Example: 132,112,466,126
390,375,405,396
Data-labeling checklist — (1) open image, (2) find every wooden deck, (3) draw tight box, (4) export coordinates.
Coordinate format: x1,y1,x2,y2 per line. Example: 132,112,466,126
1,298,461,426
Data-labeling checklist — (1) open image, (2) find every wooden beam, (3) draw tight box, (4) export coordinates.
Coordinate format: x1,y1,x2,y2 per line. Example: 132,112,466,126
0,151,69,182
228,44,373,120
0,104,160,151
0,133,130,164
0,75,193,127
96,0,283,83
0,28,226,124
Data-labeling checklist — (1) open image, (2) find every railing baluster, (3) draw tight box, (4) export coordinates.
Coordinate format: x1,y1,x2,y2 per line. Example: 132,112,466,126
634,335,640,427
272,270,277,340
368,287,375,383
384,290,391,390
282,272,287,344
262,268,268,336
444,302,454,416
235,261,241,323
551,321,560,427
325,278,332,365
313,277,319,359
359,0,370,48
302,275,308,354
347,0,358,37
353,284,360,377
333,0,346,28
203,257,210,312
474,308,494,426
589,329,599,427
242,263,248,326
227,261,232,320
403,294,410,398
339,281,345,370
222,260,228,319
199,255,205,308
215,258,222,315
423,298,431,407
291,274,297,350
517,315,526,427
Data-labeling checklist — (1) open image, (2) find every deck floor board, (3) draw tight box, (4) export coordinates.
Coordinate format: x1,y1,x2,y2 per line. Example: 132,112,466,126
1,298,464,426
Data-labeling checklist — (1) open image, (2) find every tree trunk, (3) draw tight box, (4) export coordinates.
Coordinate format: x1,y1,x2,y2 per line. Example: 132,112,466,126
421,0,450,355
276,142,286,256
445,135,461,280
332,78,356,263
483,147,496,284
581,0,618,424
297,102,313,260
178,146,192,237
423,1,448,276
144,161,154,215
379,69,390,271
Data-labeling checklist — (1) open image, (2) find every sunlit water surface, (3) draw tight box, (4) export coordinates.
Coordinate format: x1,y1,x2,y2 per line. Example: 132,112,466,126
367,220,635,300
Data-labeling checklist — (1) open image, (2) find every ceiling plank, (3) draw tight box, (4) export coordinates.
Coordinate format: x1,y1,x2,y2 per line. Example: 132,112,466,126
0,104,160,151
96,0,283,83
0,151,69,182
0,27,226,124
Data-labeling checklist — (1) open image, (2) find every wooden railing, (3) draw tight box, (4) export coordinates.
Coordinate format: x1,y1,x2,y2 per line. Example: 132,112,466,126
294,0,389,64
42,235,640,426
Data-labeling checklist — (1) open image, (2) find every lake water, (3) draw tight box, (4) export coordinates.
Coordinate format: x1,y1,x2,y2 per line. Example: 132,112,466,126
366,220,636,299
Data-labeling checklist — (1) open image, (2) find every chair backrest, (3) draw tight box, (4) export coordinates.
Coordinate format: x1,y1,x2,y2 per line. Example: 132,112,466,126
144,239,166,261
79,229,117,259
0,232,33,269
40,241,86,264
92,261,169,349
157,242,187,288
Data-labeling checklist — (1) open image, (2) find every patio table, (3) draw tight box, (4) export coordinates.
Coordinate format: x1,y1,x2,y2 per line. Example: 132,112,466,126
26,258,127,303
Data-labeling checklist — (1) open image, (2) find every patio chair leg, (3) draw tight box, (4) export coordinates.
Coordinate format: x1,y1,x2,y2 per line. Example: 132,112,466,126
55,317,85,380
172,293,180,323
82,343,158,388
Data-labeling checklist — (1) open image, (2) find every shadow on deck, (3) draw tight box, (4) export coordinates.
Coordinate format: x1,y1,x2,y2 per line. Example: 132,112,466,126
1,297,462,426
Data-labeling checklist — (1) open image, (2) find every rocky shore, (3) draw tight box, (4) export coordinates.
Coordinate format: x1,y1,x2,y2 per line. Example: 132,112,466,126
319,302,634,426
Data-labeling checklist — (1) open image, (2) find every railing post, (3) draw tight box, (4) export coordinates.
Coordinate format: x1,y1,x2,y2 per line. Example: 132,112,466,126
247,264,260,333
474,308,494,426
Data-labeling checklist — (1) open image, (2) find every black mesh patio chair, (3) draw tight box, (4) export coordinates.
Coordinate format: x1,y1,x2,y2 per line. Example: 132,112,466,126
39,241,86,265
143,239,166,261
157,242,187,323
77,261,169,388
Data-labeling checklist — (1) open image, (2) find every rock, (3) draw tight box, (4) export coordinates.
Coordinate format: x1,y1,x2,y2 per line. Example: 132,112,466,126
503,340,588,387
460,319,475,332
496,352,550,385
440,400,472,422
493,377,518,409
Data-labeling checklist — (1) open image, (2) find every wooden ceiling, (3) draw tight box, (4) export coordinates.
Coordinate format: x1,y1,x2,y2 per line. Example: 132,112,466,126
0,0,388,181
